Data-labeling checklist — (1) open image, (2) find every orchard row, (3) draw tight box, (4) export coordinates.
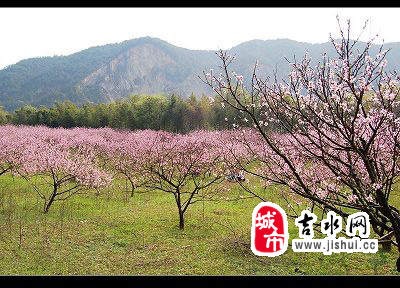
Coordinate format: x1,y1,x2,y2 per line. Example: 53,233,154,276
1,125,391,229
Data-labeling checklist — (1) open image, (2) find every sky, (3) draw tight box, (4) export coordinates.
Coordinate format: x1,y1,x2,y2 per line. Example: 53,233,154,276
0,7,398,70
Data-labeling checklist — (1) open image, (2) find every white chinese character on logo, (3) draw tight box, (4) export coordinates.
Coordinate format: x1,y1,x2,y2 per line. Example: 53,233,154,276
264,231,285,251
255,211,278,230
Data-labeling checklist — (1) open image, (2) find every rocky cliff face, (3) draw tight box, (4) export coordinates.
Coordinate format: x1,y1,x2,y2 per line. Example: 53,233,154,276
80,43,176,101
77,40,213,103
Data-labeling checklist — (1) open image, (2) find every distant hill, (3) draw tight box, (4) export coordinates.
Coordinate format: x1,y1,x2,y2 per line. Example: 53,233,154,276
1,36,400,111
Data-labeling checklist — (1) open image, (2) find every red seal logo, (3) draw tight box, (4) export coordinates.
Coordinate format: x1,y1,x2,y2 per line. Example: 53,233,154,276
251,202,289,256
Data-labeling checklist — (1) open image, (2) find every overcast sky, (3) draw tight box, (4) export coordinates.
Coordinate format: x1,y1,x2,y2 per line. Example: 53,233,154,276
0,8,398,69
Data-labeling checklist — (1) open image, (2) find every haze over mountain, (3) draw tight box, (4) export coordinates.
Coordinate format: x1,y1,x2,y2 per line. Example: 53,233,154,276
1,36,400,111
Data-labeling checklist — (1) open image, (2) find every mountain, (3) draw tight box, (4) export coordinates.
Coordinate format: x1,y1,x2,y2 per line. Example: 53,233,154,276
1,36,400,111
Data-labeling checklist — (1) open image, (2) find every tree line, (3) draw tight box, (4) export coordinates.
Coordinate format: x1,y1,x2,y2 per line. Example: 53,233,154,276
0,93,257,133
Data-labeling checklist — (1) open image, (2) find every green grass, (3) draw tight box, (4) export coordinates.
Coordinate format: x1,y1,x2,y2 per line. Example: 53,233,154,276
0,174,399,275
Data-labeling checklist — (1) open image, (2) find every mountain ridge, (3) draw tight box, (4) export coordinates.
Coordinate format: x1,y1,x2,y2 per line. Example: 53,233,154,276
1,36,399,111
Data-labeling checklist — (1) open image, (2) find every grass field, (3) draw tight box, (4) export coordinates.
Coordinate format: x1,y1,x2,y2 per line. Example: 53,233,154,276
0,174,399,275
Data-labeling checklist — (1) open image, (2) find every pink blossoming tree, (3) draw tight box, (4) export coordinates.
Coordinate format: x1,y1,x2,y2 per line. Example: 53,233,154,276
11,126,112,213
137,130,227,229
202,18,400,271
99,129,158,197
0,125,28,177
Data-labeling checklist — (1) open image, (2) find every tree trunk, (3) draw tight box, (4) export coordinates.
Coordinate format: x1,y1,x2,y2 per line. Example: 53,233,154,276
175,188,185,230
395,238,400,272
392,217,400,272
397,256,400,273
382,241,392,252
379,230,394,252
376,189,400,271
179,210,185,230
130,181,135,198
44,188,57,214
